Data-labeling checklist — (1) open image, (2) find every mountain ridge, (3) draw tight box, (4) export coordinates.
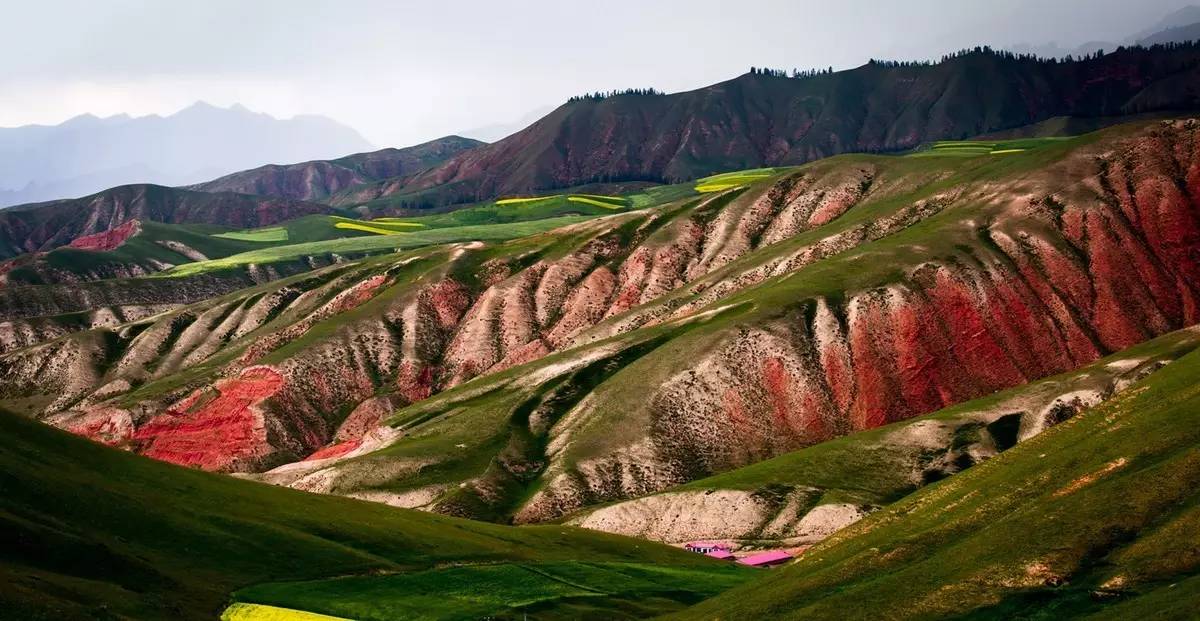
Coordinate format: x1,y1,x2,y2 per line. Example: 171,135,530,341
188,135,482,203
358,44,1200,209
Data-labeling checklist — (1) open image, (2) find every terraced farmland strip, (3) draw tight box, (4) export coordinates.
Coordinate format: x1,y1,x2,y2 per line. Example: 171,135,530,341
567,196,626,209
213,227,290,242
161,216,593,277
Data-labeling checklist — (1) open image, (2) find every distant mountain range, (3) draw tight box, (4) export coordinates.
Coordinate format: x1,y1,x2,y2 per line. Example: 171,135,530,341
0,102,372,207
1009,4,1200,58
189,136,482,203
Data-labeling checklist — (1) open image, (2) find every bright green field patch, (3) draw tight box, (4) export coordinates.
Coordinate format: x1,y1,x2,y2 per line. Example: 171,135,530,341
567,196,626,209
222,603,351,621
232,561,751,621
570,193,626,203
212,226,290,242
496,195,563,205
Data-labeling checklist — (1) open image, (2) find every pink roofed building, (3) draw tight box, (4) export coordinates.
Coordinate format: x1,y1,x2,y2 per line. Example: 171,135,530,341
705,549,735,560
737,550,793,568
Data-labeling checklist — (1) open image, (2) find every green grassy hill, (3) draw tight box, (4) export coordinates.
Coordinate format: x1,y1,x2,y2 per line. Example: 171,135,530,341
0,409,748,621
671,343,1200,620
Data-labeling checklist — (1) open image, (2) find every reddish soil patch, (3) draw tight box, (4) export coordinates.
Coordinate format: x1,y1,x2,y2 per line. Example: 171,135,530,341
304,438,362,461
68,220,141,251
132,366,284,471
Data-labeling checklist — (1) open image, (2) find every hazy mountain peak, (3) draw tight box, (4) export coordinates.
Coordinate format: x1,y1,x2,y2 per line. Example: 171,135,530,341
1139,4,1200,38
0,104,373,206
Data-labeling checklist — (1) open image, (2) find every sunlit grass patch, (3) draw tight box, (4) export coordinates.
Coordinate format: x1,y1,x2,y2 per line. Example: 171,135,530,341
212,226,289,242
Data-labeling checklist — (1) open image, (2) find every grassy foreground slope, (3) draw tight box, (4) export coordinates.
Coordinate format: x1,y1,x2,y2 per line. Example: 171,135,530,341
230,561,747,621
671,345,1200,620
0,410,745,621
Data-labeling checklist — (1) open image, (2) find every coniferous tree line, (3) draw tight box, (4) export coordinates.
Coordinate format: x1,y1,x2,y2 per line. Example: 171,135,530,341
570,41,1200,104
568,88,665,103
747,66,836,78
762,41,1200,76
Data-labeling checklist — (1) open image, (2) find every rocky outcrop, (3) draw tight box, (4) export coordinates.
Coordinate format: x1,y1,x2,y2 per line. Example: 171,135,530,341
67,220,141,251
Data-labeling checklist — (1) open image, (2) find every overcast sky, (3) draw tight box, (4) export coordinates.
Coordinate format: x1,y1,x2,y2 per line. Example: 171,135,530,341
0,0,1190,146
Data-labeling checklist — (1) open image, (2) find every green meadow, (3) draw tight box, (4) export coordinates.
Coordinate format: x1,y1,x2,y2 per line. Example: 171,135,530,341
230,561,751,621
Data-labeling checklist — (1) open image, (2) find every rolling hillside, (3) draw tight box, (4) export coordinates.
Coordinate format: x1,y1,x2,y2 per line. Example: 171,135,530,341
0,407,746,620
5,119,1200,531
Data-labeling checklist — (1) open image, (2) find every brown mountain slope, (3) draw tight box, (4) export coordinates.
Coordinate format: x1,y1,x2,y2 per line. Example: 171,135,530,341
350,45,1200,208
189,136,483,203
